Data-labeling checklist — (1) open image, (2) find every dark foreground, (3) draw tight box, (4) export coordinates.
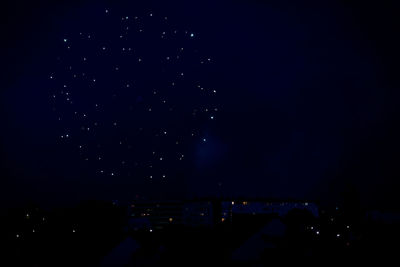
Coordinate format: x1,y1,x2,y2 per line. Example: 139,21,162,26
1,200,398,266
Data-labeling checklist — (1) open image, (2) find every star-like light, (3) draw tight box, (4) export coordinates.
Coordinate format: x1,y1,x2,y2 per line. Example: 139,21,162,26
50,8,218,184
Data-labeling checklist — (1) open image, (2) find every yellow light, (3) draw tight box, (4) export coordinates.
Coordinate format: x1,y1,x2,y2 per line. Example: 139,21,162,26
169,218,173,222
221,218,225,222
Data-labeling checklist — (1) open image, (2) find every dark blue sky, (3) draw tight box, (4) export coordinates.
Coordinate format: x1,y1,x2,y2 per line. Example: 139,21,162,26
1,0,400,209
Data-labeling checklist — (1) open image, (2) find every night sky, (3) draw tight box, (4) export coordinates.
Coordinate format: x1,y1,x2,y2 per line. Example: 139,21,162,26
1,0,400,209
